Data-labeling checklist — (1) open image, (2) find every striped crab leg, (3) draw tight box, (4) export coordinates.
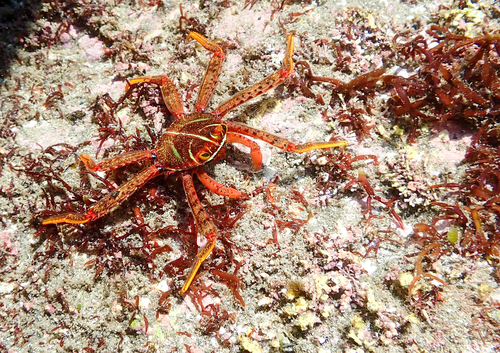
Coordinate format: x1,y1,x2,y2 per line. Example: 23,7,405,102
126,75,186,118
226,121,347,156
213,34,294,118
43,150,162,225
180,173,219,294
42,164,165,225
187,32,225,112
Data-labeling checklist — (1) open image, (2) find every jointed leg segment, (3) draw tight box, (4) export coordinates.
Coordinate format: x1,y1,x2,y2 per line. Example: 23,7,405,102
181,173,219,294
187,32,225,112
213,35,295,118
226,121,347,154
80,150,155,172
42,164,164,225
127,76,185,118
226,132,263,171
194,167,244,198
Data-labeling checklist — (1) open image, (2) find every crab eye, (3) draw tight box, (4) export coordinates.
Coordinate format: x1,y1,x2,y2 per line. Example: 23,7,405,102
199,152,211,161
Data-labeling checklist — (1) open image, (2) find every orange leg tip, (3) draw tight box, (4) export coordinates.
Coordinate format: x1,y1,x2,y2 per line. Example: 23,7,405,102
180,237,217,295
292,140,348,153
127,77,148,86
180,275,196,295
180,275,192,294
80,154,98,171
180,260,203,295
42,213,90,225
283,35,294,72
187,31,223,54
186,31,206,44
186,31,196,41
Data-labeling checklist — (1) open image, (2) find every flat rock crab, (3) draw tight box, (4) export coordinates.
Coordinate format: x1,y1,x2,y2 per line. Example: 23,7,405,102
42,32,346,294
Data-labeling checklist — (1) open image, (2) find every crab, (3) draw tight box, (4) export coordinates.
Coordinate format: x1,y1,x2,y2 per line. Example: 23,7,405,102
42,32,346,294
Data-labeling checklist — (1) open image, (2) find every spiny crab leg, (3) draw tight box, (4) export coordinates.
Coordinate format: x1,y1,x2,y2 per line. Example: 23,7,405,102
194,167,244,198
180,173,218,294
126,75,186,118
226,121,348,153
80,150,155,172
187,32,225,112
213,35,294,118
42,164,165,225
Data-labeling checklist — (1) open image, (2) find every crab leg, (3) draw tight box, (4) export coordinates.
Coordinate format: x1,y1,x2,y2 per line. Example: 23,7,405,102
226,121,347,152
213,35,294,118
194,168,244,198
226,132,263,171
80,150,155,172
42,164,164,225
187,32,225,112
180,173,218,294
127,76,185,118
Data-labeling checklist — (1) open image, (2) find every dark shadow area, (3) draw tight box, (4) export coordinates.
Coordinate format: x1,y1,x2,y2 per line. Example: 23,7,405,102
0,0,42,80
